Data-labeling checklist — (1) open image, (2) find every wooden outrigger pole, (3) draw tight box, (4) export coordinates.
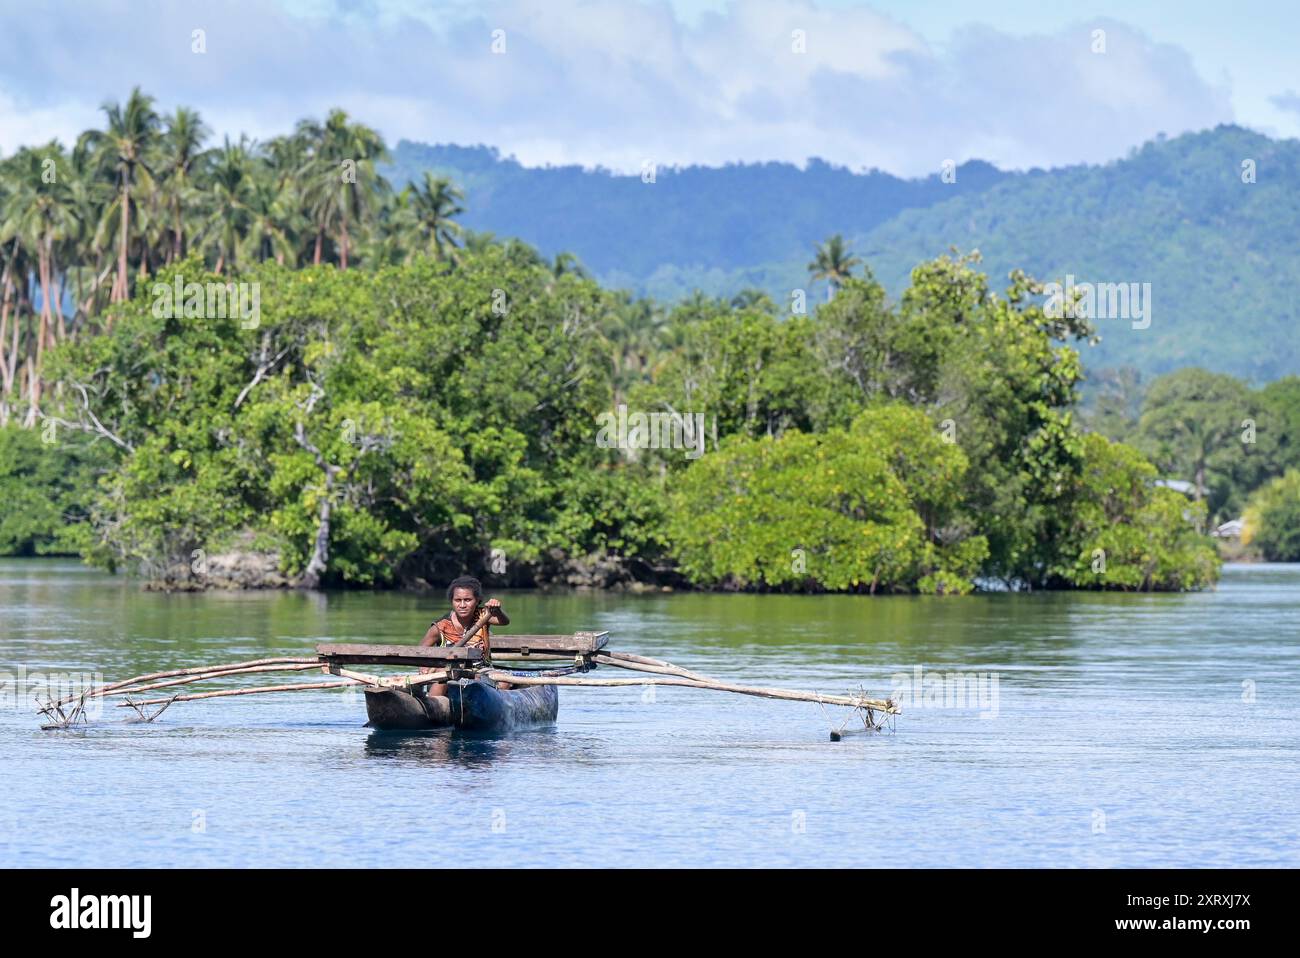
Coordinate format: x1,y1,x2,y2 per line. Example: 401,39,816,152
36,631,899,738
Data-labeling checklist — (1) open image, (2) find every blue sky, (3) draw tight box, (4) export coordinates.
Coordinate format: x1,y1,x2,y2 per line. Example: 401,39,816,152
1,0,1295,175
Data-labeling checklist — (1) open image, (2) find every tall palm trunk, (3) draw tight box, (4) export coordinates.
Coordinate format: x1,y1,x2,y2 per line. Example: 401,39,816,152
30,248,52,419
73,260,85,334
0,274,12,407
21,303,38,427
113,174,131,302
0,246,14,401
51,244,67,342
173,201,184,262
22,355,36,427
3,277,19,401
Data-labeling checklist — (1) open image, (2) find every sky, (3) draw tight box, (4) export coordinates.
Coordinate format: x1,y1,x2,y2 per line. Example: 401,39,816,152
0,0,1295,176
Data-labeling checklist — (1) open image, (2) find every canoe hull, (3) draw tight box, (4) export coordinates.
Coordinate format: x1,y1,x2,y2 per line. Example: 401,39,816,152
446,678,559,731
364,679,557,732
363,686,451,730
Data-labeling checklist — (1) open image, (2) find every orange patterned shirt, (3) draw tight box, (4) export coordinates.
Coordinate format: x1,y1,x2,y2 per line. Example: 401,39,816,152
423,613,491,651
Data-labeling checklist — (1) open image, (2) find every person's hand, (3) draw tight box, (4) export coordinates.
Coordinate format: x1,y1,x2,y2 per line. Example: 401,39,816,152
485,598,501,609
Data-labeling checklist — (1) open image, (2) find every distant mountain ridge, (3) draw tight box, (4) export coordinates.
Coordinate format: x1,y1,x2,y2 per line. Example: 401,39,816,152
384,142,1009,277
383,126,1300,382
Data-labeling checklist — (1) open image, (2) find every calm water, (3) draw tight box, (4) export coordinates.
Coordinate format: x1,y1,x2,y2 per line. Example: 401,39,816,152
1,558,1296,868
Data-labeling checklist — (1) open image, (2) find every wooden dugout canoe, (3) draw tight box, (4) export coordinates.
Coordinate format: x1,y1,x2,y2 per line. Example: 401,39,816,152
327,634,601,733
364,678,559,732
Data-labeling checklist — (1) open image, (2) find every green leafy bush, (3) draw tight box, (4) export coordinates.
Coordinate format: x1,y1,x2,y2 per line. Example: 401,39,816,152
665,404,987,593
1054,434,1220,590
1244,470,1300,561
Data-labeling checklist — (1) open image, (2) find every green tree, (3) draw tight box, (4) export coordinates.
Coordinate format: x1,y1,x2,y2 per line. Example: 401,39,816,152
0,144,80,419
154,107,211,264
201,137,256,274
808,233,860,301
901,257,1093,586
396,172,464,263
241,173,298,266
1053,433,1219,590
0,426,109,555
296,109,390,269
1135,368,1256,519
80,87,160,303
666,404,986,593
1256,376,1300,480
636,296,821,443
1244,469,1300,561
41,247,632,587
1081,366,1145,443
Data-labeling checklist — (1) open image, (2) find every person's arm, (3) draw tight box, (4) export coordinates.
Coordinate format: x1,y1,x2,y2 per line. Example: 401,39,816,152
419,620,444,647
485,597,509,626
417,620,445,673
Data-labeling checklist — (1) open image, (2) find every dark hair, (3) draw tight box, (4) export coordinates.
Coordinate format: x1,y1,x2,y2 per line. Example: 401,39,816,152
447,576,483,601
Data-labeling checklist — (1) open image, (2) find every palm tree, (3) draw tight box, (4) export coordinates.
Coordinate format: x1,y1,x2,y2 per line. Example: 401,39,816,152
605,294,665,400
0,231,30,426
398,172,464,263
808,234,861,301
550,251,588,279
64,140,113,329
201,136,256,274
264,133,308,190
263,133,311,266
81,87,161,302
0,144,80,421
0,159,23,421
241,169,297,265
296,110,389,269
154,107,211,263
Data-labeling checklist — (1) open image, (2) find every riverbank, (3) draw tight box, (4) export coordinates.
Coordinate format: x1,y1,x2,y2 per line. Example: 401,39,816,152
4,547,1237,595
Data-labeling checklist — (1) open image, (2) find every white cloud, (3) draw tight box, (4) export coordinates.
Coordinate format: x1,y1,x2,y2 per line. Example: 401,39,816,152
1270,90,1300,117
0,92,99,157
0,0,1234,175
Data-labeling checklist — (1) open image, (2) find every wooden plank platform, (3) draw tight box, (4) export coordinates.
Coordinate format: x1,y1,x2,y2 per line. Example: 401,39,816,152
315,644,483,666
315,633,608,665
490,632,610,655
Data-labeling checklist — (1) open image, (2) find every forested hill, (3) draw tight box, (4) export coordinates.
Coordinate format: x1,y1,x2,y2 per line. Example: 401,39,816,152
382,142,1009,282
385,126,1300,382
852,126,1300,381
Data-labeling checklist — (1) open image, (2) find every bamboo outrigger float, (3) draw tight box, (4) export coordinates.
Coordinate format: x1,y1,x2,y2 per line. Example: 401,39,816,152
35,628,900,739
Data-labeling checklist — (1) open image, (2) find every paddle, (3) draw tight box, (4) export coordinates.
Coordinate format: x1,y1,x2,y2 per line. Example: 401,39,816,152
450,607,493,649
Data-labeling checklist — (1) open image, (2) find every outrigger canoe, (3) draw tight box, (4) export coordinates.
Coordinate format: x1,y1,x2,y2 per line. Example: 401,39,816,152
39,629,901,739
363,679,559,732
317,633,609,733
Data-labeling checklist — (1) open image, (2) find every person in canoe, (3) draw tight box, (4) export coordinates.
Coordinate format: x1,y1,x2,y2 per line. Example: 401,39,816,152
418,576,511,690
421,576,509,651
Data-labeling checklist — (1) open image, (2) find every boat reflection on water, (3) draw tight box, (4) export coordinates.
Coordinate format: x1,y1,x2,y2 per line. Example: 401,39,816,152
362,726,558,767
